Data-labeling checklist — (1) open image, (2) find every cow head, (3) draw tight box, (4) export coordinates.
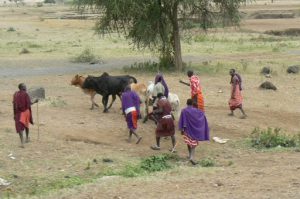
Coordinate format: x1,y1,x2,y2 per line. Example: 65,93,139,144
71,74,85,86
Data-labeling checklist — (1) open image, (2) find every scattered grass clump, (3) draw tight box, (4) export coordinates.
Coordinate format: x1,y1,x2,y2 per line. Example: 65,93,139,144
46,97,67,107
7,27,16,32
199,157,215,167
29,176,91,196
140,154,172,172
114,154,178,178
250,127,300,149
20,48,30,54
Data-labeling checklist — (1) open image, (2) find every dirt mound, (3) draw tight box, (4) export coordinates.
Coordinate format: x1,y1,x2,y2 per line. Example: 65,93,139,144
259,81,277,90
265,28,300,36
260,67,271,75
287,65,300,74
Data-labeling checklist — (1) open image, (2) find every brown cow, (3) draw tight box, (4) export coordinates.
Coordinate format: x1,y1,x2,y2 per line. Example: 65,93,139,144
130,83,149,118
71,74,99,110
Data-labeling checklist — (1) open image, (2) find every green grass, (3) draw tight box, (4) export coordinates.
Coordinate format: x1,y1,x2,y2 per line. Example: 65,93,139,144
250,127,300,149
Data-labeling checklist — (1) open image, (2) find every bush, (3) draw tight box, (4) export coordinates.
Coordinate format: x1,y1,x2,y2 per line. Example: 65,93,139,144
72,48,100,63
250,127,300,149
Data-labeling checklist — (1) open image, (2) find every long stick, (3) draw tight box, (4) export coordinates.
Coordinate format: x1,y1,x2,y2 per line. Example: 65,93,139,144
37,102,40,140
179,80,190,86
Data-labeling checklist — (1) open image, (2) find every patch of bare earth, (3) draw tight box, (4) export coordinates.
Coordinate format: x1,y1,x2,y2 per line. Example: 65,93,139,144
0,71,299,198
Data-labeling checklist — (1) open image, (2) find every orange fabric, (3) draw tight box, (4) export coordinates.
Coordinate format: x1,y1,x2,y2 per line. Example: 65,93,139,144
192,91,205,112
229,83,243,110
131,110,138,129
20,109,31,128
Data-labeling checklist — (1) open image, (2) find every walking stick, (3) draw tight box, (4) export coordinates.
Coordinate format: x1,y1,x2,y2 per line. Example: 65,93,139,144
37,101,40,140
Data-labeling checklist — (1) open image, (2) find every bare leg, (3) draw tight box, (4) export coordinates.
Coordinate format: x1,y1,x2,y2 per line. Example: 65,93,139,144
128,129,133,142
228,110,234,116
190,147,197,165
156,137,160,147
239,107,247,119
171,135,176,148
187,145,192,159
129,129,142,144
18,131,24,148
151,137,161,150
25,128,30,143
169,135,176,152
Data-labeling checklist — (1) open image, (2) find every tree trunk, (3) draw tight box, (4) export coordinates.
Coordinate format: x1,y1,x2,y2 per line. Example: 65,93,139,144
171,2,183,71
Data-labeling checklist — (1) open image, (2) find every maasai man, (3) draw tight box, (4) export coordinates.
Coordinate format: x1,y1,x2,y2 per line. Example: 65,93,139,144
121,86,142,144
228,69,246,119
179,70,205,112
150,93,176,151
13,83,38,148
178,99,210,165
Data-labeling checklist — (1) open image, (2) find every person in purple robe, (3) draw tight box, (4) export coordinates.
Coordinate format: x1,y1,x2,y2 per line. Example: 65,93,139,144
154,73,169,98
13,83,38,148
178,99,210,165
121,86,142,144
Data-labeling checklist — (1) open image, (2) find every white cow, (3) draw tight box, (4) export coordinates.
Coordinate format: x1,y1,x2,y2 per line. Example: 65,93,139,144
147,81,180,117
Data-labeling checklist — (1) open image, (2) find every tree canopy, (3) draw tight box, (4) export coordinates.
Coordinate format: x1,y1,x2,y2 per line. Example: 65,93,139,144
75,0,248,70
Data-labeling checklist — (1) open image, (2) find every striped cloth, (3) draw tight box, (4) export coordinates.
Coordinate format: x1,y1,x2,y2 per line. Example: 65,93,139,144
183,133,198,147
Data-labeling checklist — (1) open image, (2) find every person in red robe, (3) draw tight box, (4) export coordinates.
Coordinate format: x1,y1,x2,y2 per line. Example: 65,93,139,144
13,83,37,148
179,70,205,112
150,93,176,151
228,69,246,119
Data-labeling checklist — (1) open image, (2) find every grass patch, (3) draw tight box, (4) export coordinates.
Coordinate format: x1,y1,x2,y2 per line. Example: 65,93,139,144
105,154,178,178
199,157,216,167
28,176,92,196
123,60,177,73
250,127,300,149
46,97,67,107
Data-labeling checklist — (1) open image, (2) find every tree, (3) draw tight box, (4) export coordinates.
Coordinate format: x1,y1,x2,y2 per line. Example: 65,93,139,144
75,0,247,71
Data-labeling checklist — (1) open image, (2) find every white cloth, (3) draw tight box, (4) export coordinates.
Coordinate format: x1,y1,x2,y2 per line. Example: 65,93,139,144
125,107,136,115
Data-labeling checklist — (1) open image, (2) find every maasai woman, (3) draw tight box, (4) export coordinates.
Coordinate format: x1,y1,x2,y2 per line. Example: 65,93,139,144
228,69,246,119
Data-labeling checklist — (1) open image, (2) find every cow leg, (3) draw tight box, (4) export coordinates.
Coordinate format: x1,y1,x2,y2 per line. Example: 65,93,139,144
90,93,99,110
106,95,116,110
102,95,109,113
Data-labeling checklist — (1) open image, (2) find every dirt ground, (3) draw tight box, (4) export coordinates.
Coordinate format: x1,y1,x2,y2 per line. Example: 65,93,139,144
0,1,300,199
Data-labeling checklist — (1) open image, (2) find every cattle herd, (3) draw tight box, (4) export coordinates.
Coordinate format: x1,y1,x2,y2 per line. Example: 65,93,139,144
71,72,180,118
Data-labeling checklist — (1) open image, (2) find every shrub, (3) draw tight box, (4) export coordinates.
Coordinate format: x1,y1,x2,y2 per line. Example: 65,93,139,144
250,127,300,149
72,48,100,63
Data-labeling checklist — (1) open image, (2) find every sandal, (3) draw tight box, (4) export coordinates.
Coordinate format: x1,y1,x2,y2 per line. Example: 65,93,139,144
150,145,160,150
136,137,142,144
